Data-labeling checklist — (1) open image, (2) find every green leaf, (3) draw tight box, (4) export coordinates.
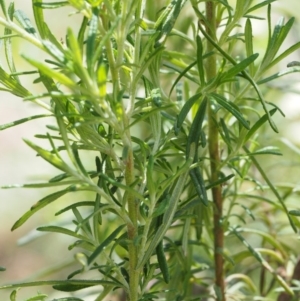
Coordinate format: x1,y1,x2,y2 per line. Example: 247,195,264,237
152,195,170,218
0,279,116,291
0,0,8,19
186,99,208,205
52,294,72,301
231,227,293,295
0,266,6,271
206,174,234,190
22,55,75,88
42,40,66,63
77,16,88,49
0,66,30,97
246,0,277,14
4,3,18,82
33,1,68,9
244,108,276,142
147,155,155,203
99,173,144,201
257,67,300,85
211,93,250,129
10,290,17,301
11,184,88,230
189,168,207,206
245,19,254,76
86,8,98,73
1,180,81,189
261,17,295,71
219,53,259,82
196,35,205,86
175,92,202,135
243,146,297,233
23,139,72,173
66,27,83,65
37,225,94,242
168,60,197,97
289,210,300,217
156,239,169,283
154,0,188,47
198,21,278,132
55,201,96,215
32,0,47,39
14,9,37,35
25,294,47,301
137,159,192,269
88,224,126,265
42,21,65,52
0,114,52,130
186,98,207,157
244,146,282,156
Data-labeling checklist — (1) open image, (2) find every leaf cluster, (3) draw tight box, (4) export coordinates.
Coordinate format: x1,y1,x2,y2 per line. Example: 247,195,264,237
0,0,300,301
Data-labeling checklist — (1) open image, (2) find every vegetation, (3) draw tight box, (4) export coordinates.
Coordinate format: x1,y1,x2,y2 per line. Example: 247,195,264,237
1,0,300,300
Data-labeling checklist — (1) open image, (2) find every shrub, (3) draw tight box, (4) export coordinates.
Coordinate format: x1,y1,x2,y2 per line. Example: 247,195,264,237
1,1,300,300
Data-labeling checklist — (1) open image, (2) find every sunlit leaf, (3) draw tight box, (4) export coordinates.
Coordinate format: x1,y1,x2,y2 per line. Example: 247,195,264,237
11,184,89,230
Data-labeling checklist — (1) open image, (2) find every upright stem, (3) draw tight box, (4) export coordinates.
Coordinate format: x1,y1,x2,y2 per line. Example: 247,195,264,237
205,2,225,301
124,144,140,301
124,1,146,299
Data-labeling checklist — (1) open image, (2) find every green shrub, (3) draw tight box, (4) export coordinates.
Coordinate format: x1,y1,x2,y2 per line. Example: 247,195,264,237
1,1,300,300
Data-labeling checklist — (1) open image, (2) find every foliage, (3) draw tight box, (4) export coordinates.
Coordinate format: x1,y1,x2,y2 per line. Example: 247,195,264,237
1,0,300,300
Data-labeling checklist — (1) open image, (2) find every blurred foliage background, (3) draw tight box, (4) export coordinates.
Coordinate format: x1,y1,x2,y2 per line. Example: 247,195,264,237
1,0,300,300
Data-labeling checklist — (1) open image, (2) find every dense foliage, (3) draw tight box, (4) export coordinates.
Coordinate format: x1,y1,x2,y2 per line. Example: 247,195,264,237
1,1,300,300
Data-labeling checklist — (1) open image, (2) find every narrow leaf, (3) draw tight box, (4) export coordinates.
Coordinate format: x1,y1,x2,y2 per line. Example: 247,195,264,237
86,8,98,73
0,279,116,291
245,19,254,76
4,3,18,81
245,146,282,156
211,93,250,129
32,0,46,39
169,60,197,97
220,53,259,82
196,35,205,86
22,55,75,88
37,226,93,242
33,1,68,9
257,67,300,85
246,0,277,14
11,185,87,230
175,92,202,135
289,210,300,216
0,66,30,97
0,114,52,130
23,139,71,173
14,9,37,36
0,0,8,19
243,146,297,232
137,159,191,269
156,240,169,283
88,224,126,265
155,0,188,46
261,17,295,71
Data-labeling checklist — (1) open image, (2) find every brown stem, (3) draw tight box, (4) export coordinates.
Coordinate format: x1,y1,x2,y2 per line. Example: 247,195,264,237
124,139,140,301
205,2,225,300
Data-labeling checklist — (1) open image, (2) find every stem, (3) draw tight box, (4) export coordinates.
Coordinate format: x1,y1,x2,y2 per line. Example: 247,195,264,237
205,2,225,301
0,17,44,50
124,145,140,301
122,1,146,299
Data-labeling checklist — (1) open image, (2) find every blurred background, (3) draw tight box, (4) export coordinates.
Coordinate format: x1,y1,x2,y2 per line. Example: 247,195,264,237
1,0,300,300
